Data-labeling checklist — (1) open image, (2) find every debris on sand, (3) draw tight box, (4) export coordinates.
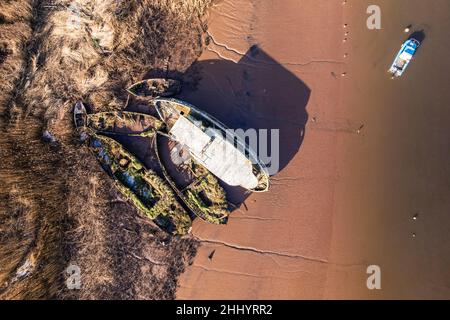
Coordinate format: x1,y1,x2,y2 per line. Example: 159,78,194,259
356,124,365,134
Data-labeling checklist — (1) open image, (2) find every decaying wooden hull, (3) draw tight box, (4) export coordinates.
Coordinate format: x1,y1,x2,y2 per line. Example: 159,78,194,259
154,136,230,224
87,111,164,136
89,134,192,236
183,160,230,224
154,98,270,192
126,78,181,98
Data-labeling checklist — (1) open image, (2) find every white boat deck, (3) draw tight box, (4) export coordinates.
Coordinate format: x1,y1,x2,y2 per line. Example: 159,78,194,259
170,116,259,189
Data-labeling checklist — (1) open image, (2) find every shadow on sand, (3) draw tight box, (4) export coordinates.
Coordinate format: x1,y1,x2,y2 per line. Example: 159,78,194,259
128,46,311,210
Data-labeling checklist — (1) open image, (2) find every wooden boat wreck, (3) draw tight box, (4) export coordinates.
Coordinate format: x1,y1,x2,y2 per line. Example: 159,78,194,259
88,133,192,235
154,98,270,192
126,78,181,98
86,110,164,136
85,109,230,224
154,136,230,224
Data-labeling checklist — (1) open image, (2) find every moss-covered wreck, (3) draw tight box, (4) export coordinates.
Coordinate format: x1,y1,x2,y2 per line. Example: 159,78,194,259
126,78,181,98
74,98,232,234
154,137,229,225
87,111,164,135
89,133,192,236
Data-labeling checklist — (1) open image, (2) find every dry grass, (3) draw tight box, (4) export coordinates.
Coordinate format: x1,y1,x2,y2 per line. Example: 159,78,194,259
0,0,211,299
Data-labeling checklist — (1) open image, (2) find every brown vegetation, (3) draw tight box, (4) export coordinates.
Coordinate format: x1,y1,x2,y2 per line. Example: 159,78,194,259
0,0,211,299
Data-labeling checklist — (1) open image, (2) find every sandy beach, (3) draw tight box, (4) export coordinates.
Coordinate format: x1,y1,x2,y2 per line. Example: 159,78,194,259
176,0,450,299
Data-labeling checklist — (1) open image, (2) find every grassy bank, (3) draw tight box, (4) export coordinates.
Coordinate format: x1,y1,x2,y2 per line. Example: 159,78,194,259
0,0,211,299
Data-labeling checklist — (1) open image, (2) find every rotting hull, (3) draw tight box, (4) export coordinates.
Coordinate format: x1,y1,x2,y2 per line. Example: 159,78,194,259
154,135,230,224
154,98,270,192
89,133,192,236
87,111,164,136
126,78,181,98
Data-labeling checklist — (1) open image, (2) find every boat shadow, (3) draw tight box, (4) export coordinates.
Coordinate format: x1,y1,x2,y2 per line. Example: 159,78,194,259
407,30,426,46
156,45,310,208
135,46,310,211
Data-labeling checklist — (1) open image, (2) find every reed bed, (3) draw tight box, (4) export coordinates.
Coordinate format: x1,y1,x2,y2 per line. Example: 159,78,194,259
0,0,211,299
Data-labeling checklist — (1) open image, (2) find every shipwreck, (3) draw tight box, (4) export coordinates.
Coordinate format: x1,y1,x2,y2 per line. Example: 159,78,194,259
72,78,270,235
89,133,192,235
154,98,270,192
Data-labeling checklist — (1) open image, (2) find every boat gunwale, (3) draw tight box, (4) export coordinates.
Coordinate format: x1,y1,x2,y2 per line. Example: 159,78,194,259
87,110,164,132
154,98,270,192
126,78,181,98
88,133,192,235
153,134,229,224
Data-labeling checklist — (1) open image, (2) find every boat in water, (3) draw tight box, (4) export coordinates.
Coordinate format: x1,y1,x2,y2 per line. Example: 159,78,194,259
388,38,420,78
154,136,230,224
154,98,270,192
89,133,192,235
126,78,181,98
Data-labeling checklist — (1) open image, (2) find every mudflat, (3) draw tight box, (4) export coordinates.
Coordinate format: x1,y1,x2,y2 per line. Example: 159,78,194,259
177,0,450,299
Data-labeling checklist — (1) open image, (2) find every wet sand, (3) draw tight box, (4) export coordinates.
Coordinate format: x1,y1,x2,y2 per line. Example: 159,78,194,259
177,0,343,299
176,0,450,299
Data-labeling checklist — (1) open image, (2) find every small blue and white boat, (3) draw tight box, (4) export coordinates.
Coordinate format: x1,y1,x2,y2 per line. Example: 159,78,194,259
388,38,420,78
